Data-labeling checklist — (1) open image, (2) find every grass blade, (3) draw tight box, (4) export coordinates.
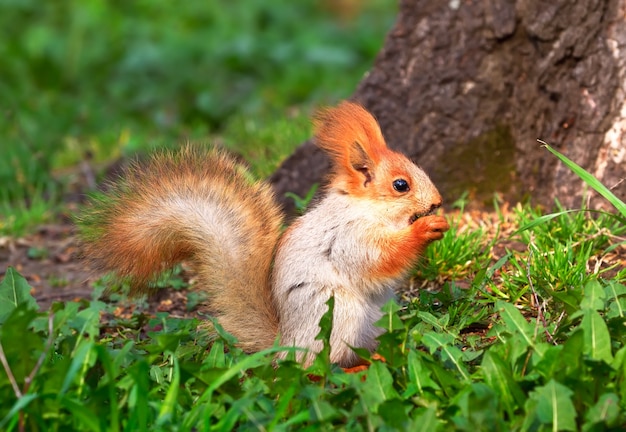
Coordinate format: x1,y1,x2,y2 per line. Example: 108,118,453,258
157,353,180,426
59,341,95,395
540,140,626,217
513,210,577,235
0,393,38,430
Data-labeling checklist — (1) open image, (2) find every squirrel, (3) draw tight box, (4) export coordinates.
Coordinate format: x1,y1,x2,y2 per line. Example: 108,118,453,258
79,101,450,368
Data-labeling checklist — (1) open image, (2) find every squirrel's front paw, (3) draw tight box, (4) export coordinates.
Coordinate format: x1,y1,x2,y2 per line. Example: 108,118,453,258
412,215,449,241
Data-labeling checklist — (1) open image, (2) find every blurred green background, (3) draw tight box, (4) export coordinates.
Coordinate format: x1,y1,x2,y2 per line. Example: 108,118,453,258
0,0,396,234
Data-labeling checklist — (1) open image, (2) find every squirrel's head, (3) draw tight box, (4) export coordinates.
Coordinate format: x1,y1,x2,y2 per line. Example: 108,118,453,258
314,101,443,228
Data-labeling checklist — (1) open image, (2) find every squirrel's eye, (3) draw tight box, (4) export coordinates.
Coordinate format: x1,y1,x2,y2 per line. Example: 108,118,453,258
392,179,410,192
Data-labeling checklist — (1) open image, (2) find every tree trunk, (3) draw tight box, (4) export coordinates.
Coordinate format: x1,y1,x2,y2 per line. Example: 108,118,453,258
271,0,626,213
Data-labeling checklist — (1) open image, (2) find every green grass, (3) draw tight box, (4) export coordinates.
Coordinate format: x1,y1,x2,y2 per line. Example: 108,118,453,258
0,187,57,235
220,109,313,178
2,1,626,429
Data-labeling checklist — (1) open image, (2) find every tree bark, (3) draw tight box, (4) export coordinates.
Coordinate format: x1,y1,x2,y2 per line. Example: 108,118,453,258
271,0,626,213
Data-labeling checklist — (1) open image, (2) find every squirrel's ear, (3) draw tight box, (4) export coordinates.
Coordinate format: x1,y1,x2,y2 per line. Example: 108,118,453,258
348,141,375,185
313,102,387,182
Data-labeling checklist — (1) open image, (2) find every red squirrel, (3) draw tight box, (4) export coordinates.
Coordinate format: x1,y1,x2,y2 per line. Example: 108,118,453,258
79,101,449,368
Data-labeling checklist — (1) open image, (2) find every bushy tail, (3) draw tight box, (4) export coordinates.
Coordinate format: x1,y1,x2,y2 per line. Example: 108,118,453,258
78,146,284,351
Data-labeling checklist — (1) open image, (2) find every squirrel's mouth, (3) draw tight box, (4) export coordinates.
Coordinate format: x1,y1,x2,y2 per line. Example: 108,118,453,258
409,212,426,224
408,204,441,225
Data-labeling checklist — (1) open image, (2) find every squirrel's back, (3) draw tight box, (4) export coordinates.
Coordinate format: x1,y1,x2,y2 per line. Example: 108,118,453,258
79,146,283,351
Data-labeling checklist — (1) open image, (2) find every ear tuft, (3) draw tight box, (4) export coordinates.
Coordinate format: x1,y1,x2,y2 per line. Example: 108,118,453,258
313,102,387,172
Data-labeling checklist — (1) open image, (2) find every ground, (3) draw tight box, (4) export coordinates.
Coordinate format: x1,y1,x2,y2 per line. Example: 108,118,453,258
0,213,195,318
